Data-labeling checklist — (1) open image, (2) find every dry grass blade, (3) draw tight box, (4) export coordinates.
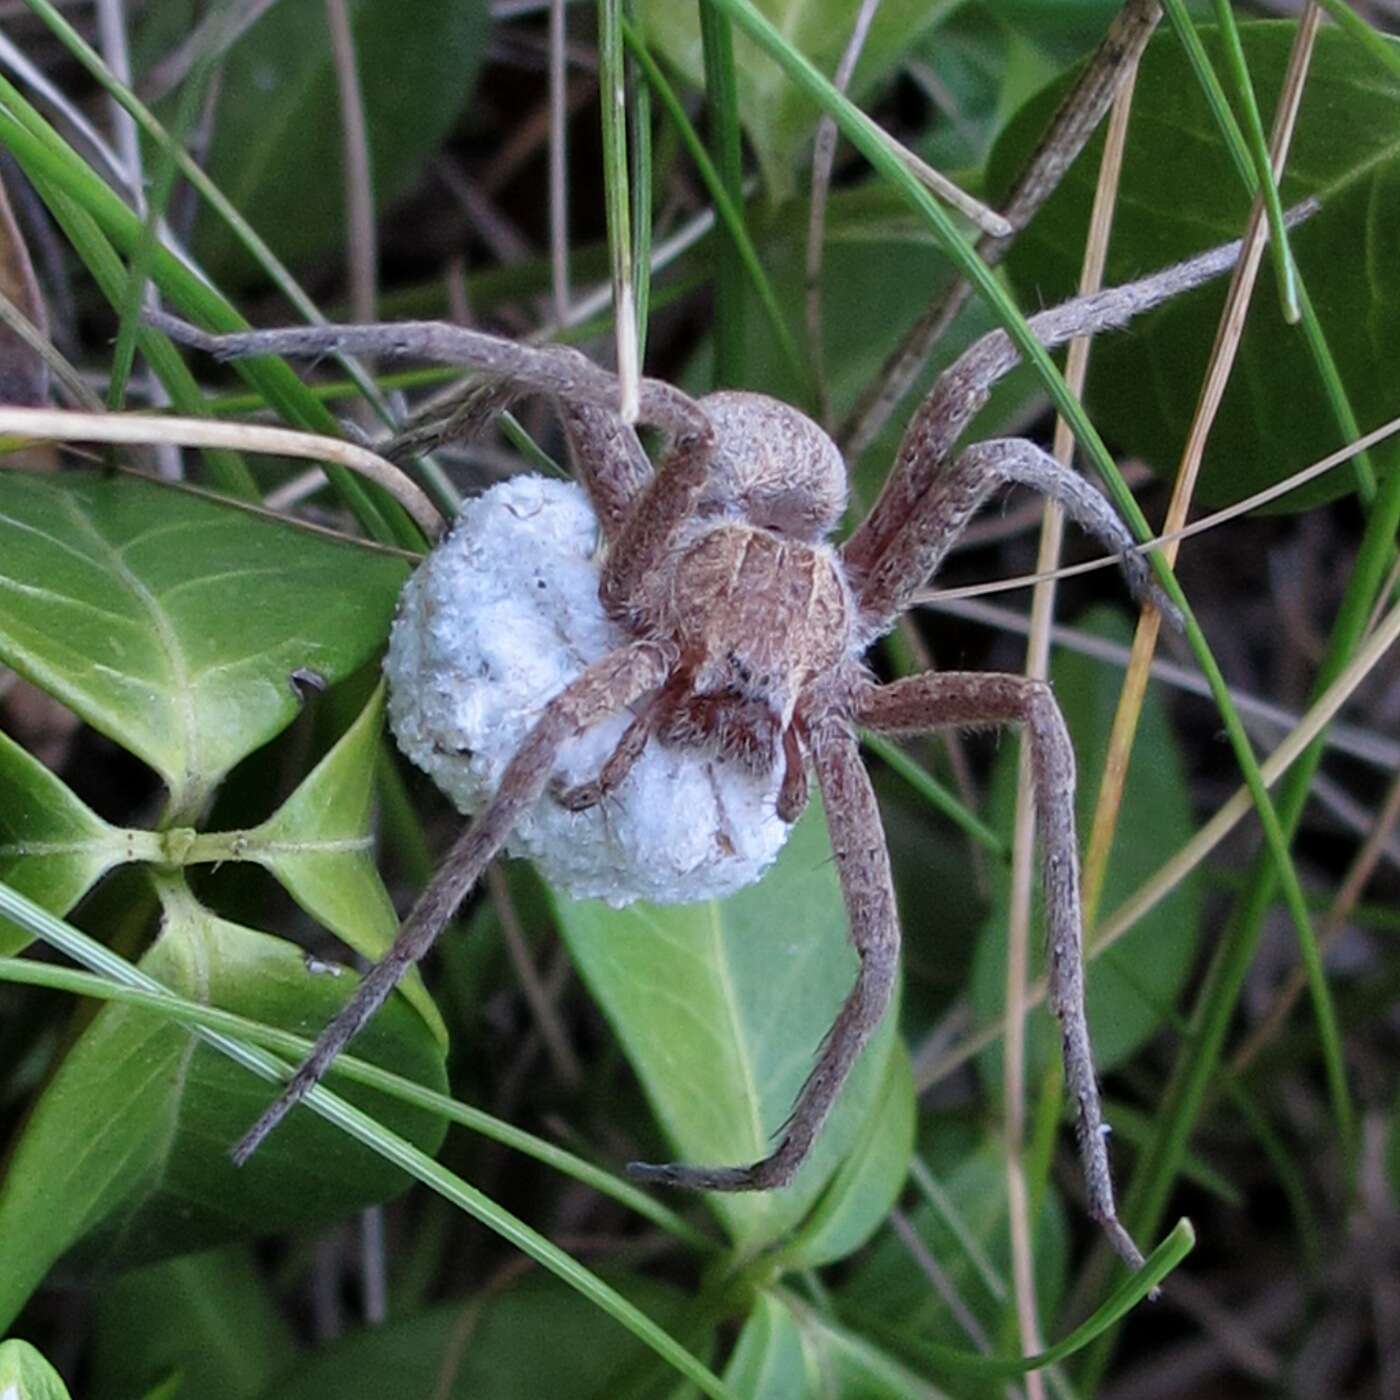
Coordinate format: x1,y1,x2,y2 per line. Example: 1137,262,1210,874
1079,3,1323,927
913,410,1400,610
325,0,378,327
0,405,445,539
1004,62,1141,1384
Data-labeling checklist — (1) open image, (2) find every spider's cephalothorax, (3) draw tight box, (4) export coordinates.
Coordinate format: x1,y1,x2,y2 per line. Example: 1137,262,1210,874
642,391,853,807
151,227,1263,1274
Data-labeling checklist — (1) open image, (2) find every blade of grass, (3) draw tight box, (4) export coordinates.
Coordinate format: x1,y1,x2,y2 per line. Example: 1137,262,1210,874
1310,0,1400,79
916,593,1400,1098
0,879,735,1397
1208,0,1299,321
108,9,223,414
19,0,403,431
37,186,259,497
0,406,444,540
597,0,638,421
0,954,711,1250
805,0,882,426
620,16,808,395
860,731,1007,857
1077,14,1357,1206
549,0,572,321
848,1218,1195,1379
1159,0,1380,504
0,78,413,544
624,0,652,359
698,0,745,389
1006,59,1142,1373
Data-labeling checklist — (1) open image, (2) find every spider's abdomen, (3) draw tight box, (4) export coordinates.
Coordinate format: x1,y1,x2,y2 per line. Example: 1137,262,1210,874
663,523,851,730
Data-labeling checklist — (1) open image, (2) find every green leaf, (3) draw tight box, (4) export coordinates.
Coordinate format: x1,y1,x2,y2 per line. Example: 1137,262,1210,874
779,1038,915,1270
912,5,1061,174
987,20,1400,509
226,681,445,1046
0,1340,72,1400
840,1128,1068,1349
725,1292,950,1400
0,726,125,955
91,1248,296,1400
970,607,1203,1084
0,471,409,817
553,798,899,1251
640,0,962,198
253,1271,697,1400
722,1292,823,1397
0,882,446,1329
134,0,490,280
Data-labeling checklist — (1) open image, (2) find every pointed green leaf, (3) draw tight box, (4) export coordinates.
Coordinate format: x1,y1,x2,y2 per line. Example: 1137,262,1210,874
0,1340,72,1400
230,681,445,1046
988,21,1400,509
722,1292,822,1398
971,607,1202,1085
725,1292,951,1399
640,0,961,198
779,1037,915,1270
553,799,898,1250
0,883,446,1329
0,471,409,816
0,726,127,954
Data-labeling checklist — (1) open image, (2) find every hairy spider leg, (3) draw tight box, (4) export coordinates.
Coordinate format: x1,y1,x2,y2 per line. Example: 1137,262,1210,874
231,639,676,1164
855,670,1147,1276
853,437,1172,636
842,206,1316,588
560,401,653,544
627,716,899,1192
147,309,717,622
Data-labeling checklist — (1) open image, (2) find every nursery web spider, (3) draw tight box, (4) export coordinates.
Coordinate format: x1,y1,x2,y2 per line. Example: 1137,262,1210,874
153,228,1264,1275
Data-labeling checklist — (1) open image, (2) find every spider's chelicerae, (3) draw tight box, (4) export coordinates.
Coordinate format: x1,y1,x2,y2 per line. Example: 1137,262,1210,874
153,230,1253,1275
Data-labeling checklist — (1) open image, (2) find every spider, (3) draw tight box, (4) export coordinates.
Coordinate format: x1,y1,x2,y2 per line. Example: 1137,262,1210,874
151,228,1252,1276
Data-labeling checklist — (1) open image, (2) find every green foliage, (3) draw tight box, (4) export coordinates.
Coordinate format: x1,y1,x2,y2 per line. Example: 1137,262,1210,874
841,1131,1068,1353
554,800,913,1251
251,1272,698,1399
0,891,447,1328
724,1293,942,1399
988,21,1400,509
137,0,492,280
640,0,961,197
0,725,125,954
1,1,1384,1393
0,1340,73,1400
91,1249,297,1400
0,472,408,819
